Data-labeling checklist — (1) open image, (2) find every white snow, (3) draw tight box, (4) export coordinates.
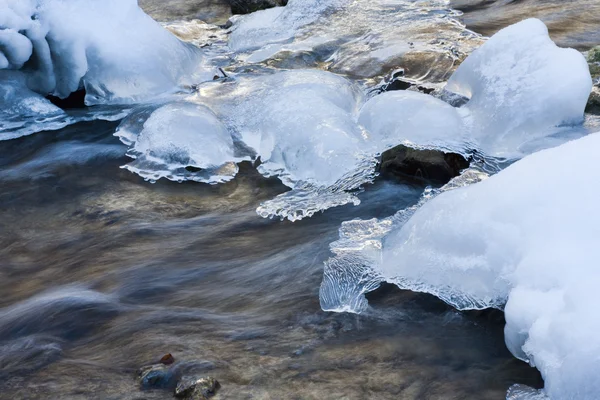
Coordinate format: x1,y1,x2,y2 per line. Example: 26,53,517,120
446,18,592,158
358,90,470,154
376,132,600,399
0,0,210,104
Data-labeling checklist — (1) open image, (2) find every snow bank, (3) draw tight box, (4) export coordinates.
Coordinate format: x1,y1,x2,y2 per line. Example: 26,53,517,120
378,132,600,399
0,0,209,104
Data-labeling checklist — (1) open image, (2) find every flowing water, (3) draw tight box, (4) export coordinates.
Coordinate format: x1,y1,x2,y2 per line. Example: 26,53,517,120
0,0,597,399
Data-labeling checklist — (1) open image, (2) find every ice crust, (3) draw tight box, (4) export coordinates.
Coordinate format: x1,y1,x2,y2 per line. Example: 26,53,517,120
227,0,484,80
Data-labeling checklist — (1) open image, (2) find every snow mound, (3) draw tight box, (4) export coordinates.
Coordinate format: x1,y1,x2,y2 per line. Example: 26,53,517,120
359,19,592,159
115,102,241,184
0,0,210,104
358,90,471,155
380,132,600,399
446,18,592,158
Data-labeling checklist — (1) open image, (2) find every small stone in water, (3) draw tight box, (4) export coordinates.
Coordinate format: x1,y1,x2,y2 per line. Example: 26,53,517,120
160,353,175,365
175,376,221,399
137,363,172,389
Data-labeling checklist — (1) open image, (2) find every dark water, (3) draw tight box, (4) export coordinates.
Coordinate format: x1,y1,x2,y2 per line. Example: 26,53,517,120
451,0,600,50
0,121,542,399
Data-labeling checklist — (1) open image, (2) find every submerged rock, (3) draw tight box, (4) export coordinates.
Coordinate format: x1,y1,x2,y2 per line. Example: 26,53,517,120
175,376,221,399
137,363,174,389
138,0,232,24
378,145,470,185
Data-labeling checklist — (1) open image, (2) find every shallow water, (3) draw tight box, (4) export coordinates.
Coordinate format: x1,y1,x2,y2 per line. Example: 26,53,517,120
0,120,542,399
451,0,600,50
1,0,598,398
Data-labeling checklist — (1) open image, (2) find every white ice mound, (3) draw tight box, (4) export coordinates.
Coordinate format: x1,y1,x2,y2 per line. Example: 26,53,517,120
378,132,600,400
446,18,592,158
234,70,366,187
230,70,376,220
358,19,592,159
116,101,241,184
0,0,209,104
358,90,470,154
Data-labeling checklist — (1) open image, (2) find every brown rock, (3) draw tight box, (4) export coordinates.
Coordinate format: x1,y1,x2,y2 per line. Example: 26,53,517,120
379,145,470,185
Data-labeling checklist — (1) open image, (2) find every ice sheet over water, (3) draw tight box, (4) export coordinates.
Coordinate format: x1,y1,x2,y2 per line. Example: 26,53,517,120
117,70,380,216
228,0,483,81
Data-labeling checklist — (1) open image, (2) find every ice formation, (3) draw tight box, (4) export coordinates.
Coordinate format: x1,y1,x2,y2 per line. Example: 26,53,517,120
115,102,241,184
359,19,592,159
117,70,381,217
227,0,483,80
386,132,600,399
358,90,470,154
446,18,592,158
0,0,208,103
0,0,211,139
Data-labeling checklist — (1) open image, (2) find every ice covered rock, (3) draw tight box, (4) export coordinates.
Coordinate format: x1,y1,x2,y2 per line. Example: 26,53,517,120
116,101,241,184
223,70,375,220
446,18,592,158
372,132,600,399
358,90,470,154
0,0,210,105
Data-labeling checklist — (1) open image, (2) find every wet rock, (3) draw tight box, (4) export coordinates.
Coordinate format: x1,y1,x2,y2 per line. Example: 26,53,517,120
228,0,287,15
588,46,600,82
372,69,437,96
137,363,174,389
589,46,600,63
46,89,87,109
175,376,221,399
586,86,600,115
160,353,176,365
138,0,232,24
378,145,470,185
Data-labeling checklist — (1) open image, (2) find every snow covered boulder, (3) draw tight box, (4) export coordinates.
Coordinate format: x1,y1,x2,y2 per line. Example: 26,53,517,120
0,0,210,105
376,131,600,399
446,18,592,158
